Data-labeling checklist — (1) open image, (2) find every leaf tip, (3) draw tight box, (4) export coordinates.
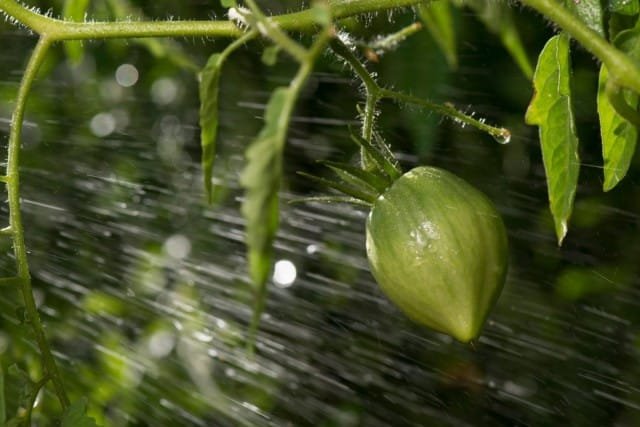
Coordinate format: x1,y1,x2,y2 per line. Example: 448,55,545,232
555,219,568,246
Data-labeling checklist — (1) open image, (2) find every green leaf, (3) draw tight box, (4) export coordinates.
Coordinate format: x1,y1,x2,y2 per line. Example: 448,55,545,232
62,0,90,64
418,0,457,68
221,0,237,7
200,32,256,203
458,0,533,79
199,53,224,204
61,398,99,427
240,88,293,290
598,65,638,191
526,33,580,245
565,0,604,36
598,29,640,191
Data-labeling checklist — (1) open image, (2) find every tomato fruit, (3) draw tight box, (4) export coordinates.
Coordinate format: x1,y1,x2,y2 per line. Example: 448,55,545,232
365,166,508,342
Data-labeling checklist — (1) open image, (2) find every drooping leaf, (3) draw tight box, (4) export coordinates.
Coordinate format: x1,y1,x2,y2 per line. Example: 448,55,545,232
200,33,255,203
598,65,638,191
418,0,457,68
62,0,90,64
565,0,605,36
240,87,293,291
61,398,99,427
598,29,640,191
457,0,533,79
199,54,224,204
525,33,580,245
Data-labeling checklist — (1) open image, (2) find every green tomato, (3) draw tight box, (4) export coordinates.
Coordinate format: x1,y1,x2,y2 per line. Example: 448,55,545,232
365,166,508,342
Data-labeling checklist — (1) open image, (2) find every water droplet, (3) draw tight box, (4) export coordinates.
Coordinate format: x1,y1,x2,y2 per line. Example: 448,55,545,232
273,259,297,288
115,63,139,87
163,234,191,260
494,129,511,145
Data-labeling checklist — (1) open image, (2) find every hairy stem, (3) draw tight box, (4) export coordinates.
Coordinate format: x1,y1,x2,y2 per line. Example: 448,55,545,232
0,0,422,40
7,36,69,410
331,38,510,145
519,0,640,94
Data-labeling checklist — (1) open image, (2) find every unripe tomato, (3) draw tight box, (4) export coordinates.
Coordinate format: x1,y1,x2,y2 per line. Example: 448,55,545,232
365,166,508,342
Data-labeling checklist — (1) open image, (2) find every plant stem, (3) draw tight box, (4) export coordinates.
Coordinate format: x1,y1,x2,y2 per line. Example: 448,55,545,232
24,376,50,426
519,0,640,94
379,89,510,141
6,36,70,410
330,39,381,167
243,0,308,62
0,0,423,40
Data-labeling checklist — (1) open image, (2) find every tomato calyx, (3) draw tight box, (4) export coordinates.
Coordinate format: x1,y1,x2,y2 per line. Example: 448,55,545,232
294,133,403,206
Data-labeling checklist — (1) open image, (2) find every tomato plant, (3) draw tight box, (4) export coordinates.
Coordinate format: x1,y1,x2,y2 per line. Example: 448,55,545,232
1,0,640,424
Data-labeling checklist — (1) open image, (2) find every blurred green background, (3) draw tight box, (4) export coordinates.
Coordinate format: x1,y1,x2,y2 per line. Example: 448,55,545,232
2,0,640,426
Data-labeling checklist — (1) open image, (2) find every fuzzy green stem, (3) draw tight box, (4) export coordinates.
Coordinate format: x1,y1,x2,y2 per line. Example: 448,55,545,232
380,89,510,141
519,0,640,94
0,0,422,40
330,39,381,168
7,36,70,410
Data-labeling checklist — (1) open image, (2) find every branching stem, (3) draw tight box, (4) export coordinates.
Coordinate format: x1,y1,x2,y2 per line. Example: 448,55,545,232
331,38,510,145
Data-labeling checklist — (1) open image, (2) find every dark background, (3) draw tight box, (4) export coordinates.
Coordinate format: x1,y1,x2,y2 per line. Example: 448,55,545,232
2,1,640,425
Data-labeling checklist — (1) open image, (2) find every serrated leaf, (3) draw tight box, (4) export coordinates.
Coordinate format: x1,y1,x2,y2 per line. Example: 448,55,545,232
199,53,224,204
418,0,457,68
565,0,604,36
598,65,638,191
526,33,580,245
598,29,640,191
458,0,533,79
240,88,293,290
61,398,99,427
63,0,90,64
